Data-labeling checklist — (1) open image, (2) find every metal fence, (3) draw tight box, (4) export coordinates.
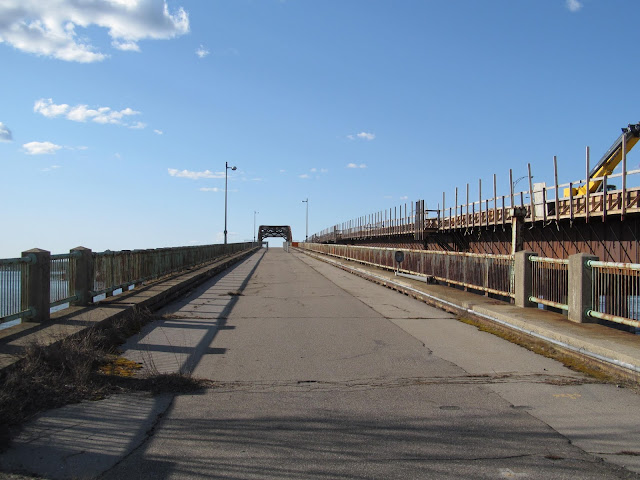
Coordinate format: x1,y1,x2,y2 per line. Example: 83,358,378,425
0,242,258,326
92,243,252,297
50,253,78,307
0,257,31,322
588,260,640,328
300,243,514,298
529,256,569,311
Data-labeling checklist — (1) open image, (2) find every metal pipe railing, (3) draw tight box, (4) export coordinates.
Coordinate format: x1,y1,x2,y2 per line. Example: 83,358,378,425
0,242,259,326
300,243,514,298
587,260,640,328
529,256,569,311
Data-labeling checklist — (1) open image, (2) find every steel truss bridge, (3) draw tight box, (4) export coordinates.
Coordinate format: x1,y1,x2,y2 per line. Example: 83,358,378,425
258,225,292,242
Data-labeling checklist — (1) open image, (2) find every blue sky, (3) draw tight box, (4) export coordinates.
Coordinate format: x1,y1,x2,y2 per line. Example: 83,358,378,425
1,0,639,256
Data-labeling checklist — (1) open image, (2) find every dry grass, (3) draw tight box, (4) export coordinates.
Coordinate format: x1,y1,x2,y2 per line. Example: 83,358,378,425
457,315,637,387
0,308,206,450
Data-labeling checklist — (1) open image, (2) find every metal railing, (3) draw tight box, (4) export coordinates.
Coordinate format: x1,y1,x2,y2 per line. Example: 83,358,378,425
0,257,32,323
0,242,259,326
50,253,79,307
300,243,514,298
92,243,253,297
588,260,640,328
529,256,569,311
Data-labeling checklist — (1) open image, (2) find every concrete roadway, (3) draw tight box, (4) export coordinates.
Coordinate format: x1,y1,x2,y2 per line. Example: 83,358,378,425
3,248,640,479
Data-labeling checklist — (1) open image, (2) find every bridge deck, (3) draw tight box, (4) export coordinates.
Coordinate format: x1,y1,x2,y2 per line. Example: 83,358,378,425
5,248,640,478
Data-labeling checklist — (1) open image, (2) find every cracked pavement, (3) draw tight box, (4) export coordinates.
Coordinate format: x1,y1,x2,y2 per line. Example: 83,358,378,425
2,248,640,479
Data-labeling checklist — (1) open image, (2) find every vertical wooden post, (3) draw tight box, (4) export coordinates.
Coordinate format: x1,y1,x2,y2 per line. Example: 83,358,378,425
528,163,535,222
479,178,482,225
466,183,470,228
622,134,627,220
509,168,514,208
493,173,497,226
585,147,590,223
554,156,559,222
455,187,458,228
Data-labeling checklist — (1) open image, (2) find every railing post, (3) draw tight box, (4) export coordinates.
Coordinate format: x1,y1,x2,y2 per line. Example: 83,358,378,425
21,248,50,322
514,250,535,308
568,253,598,323
71,246,93,306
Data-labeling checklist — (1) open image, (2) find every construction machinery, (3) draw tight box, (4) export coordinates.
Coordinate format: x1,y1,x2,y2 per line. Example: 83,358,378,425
565,122,640,197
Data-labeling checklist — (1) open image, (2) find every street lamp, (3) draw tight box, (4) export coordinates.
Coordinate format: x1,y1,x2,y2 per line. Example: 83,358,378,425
224,161,237,244
253,210,259,242
302,198,308,242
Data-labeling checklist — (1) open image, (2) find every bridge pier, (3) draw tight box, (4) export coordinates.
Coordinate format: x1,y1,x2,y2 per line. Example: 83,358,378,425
568,253,598,324
21,248,51,322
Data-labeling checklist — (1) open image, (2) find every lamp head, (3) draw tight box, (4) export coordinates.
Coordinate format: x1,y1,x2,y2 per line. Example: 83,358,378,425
231,166,237,171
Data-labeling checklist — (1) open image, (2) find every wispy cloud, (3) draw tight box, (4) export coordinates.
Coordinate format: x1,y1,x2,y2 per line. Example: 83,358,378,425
347,163,367,169
23,141,62,155
0,1,189,63
41,165,61,172
0,122,12,142
154,129,164,135
566,0,582,12
199,187,222,192
400,195,409,200
34,98,142,127
168,168,224,180
348,132,376,141
196,44,210,58
298,174,310,179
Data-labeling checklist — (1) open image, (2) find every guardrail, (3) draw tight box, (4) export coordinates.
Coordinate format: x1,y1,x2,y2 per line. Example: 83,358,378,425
0,242,259,326
299,243,514,298
298,244,640,332
0,257,32,323
529,256,569,311
588,260,640,328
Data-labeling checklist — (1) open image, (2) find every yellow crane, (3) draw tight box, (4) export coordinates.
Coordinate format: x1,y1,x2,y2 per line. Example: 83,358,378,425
565,122,640,197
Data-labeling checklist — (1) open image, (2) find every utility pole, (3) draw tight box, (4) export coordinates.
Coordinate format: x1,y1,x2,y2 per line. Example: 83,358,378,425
302,198,309,241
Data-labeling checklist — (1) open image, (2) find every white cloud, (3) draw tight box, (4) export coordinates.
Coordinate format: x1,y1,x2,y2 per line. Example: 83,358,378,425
199,187,221,192
279,169,286,173
41,165,61,172
112,40,140,52
310,168,317,173
196,44,209,58
566,0,583,12
348,131,375,141
23,141,62,155
34,98,141,127
320,168,328,173
357,132,375,140
400,195,409,200
154,129,163,135
129,121,146,129
298,174,310,179
346,163,367,169
0,0,189,63
0,122,12,142
168,168,224,180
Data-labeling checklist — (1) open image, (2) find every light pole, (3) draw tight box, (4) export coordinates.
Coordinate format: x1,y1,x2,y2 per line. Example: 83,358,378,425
302,198,308,242
253,210,259,242
224,161,237,244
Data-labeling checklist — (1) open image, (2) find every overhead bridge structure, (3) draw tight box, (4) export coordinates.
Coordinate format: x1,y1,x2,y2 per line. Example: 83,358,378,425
258,225,292,242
